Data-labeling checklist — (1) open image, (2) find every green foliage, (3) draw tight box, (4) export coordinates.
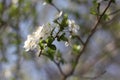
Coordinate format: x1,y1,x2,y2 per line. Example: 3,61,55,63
48,44,56,50
39,40,46,49
45,0,53,4
102,14,110,21
51,27,56,36
0,0,118,79
9,5,19,18
59,33,68,41
72,44,81,54
90,0,99,15
111,0,116,3
57,33,68,41
45,47,55,60
60,14,68,31
0,3,3,14
90,7,97,15
56,50,65,64
104,0,116,3
46,36,54,44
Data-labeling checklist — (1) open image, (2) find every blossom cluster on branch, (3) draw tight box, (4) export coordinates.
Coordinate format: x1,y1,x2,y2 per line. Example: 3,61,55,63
24,11,80,56
23,0,117,80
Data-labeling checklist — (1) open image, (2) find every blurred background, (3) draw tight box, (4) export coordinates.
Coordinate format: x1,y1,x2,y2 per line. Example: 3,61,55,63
0,0,120,80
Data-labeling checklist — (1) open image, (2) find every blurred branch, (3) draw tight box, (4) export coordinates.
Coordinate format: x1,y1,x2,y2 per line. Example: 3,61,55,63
64,0,113,79
41,53,67,80
108,8,120,15
51,3,60,12
97,3,101,20
53,60,66,77
80,71,106,80
75,35,85,45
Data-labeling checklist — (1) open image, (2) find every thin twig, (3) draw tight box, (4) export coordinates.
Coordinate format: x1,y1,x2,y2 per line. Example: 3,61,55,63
53,60,66,76
41,53,66,79
78,70,106,80
108,8,120,15
75,35,84,45
51,3,60,12
97,3,101,19
38,49,43,57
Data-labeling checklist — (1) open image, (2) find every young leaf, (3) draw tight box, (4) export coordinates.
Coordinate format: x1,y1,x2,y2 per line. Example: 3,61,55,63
49,44,56,50
72,44,81,54
59,33,68,41
46,36,54,45
111,0,116,3
45,0,52,4
46,48,55,60
60,14,68,31
102,14,110,21
39,40,46,49
90,7,97,15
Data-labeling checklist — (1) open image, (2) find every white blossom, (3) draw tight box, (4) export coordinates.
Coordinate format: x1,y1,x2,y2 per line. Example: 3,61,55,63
56,11,63,18
24,24,54,53
54,11,63,20
12,0,18,5
97,0,103,3
43,2,47,5
68,19,80,34
65,41,69,47
24,35,38,52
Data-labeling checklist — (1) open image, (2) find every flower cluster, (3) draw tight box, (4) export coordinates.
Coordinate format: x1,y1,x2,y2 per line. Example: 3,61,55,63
68,19,80,35
23,24,54,54
24,11,80,54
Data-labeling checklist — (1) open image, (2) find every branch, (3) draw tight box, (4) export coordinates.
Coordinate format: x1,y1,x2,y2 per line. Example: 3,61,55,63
81,71,106,80
75,35,85,45
41,54,66,80
51,3,60,12
108,8,120,15
53,60,66,77
97,3,101,19
65,0,113,78
38,49,43,57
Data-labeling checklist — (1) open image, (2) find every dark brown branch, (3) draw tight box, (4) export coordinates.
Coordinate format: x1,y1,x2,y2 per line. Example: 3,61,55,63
65,0,113,79
38,49,43,57
75,35,85,45
41,54,66,80
51,3,60,12
53,60,66,77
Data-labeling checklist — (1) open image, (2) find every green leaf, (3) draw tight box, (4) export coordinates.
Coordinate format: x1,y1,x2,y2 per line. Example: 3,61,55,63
56,50,65,64
92,0,97,5
58,33,68,41
39,40,46,49
0,3,3,12
72,60,77,68
90,7,97,15
60,59,65,64
46,36,54,45
72,44,81,54
90,0,100,15
51,27,55,36
9,5,19,18
45,0,52,4
102,14,110,21
46,48,55,60
111,0,116,3
48,44,56,50
60,14,68,31
104,0,116,3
